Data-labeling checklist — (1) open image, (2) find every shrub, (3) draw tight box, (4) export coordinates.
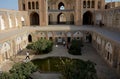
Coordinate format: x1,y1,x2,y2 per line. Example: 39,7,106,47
0,72,11,79
0,62,37,79
26,39,53,54
68,40,83,55
26,43,33,49
60,59,97,79
9,62,37,79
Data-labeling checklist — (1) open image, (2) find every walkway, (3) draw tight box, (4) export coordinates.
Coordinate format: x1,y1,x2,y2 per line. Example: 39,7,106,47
15,43,120,79
30,72,61,79
0,25,120,44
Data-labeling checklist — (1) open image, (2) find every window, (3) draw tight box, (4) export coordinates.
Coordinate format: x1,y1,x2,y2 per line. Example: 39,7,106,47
23,4,25,10
48,6,50,10
36,1,39,9
98,1,101,9
60,6,65,10
32,2,35,9
28,2,31,9
83,1,86,8
77,37,80,40
58,2,65,10
91,1,95,8
87,1,90,8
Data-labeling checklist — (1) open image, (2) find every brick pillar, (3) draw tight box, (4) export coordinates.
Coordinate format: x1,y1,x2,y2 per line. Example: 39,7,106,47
39,0,48,26
25,0,28,11
95,0,98,10
18,0,22,11
74,0,83,26
101,0,105,9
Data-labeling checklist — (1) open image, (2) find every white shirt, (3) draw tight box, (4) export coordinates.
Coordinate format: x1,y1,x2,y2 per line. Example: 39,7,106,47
26,52,29,56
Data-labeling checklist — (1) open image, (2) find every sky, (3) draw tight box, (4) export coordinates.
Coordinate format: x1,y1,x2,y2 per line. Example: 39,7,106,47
0,0,119,10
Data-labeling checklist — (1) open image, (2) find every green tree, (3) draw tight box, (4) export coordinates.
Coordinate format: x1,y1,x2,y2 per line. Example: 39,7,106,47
9,62,37,79
26,39,53,54
60,59,98,79
0,72,11,79
68,39,83,55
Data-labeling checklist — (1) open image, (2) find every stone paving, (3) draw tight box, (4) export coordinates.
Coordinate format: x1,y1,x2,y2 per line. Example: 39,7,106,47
0,61,14,72
14,43,120,79
30,72,62,79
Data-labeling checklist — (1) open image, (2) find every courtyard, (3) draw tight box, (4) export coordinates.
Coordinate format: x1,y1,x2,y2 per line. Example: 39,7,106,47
0,0,120,78
1,42,120,79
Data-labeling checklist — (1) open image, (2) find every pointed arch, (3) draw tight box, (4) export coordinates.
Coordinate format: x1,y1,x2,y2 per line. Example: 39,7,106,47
28,2,31,9
21,17,25,26
48,14,53,24
1,42,10,54
36,1,39,9
83,11,93,25
28,34,32,42
1,42,11,59
57,13,66,24
30,12,39,25
32,2,35,9
58,2,65,10
105,42,113,54
70,14,74,24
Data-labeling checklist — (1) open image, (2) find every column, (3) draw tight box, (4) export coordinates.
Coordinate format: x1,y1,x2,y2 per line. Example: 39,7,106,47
74,0,83,26
95,0,98,10
18,0,22,10
25,0,28,11
90,0,91,8
101,0,105,9
86,0,87,9
39,0,48,26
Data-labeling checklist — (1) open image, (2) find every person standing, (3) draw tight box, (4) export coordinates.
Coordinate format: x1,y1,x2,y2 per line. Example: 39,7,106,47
26,51,30,59
63,41,66,47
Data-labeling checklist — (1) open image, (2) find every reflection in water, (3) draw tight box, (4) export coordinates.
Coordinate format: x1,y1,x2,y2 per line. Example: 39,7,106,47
32,57,73,72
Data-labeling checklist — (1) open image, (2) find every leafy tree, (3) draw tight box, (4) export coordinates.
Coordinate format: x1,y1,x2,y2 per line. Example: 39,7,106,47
26,39,53,54
68,40,83,55
0,72,11,79
26,43,33,49
9,62,37,79
60,59,98,79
